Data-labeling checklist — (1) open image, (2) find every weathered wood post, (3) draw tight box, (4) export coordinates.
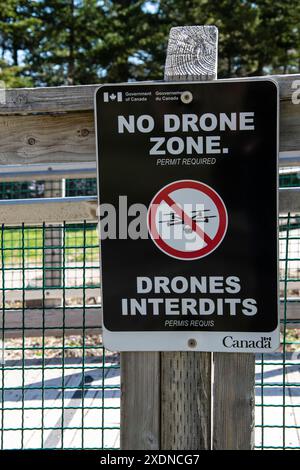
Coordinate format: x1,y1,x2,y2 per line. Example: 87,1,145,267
44,180,64,307
121,24,255,450
213,353,255,449
121,351,160,449
160,25,217,450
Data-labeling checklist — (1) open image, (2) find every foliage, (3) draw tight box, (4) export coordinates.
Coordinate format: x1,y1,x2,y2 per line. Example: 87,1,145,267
0,0,300,87
157,0,300,77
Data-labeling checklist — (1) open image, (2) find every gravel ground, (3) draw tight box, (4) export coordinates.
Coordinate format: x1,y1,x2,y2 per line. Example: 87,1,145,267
3,334,118,361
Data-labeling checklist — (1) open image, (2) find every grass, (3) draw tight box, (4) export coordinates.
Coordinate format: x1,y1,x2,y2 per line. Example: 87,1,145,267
0,225,99,264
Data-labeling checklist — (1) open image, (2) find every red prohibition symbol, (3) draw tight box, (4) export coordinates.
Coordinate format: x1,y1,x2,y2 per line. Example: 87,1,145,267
147,180,228,260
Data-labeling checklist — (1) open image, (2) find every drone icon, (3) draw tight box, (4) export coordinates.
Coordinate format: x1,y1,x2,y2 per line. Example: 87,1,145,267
159,209,216,234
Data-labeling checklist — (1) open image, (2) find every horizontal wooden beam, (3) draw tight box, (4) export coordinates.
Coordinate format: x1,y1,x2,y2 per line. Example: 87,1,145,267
0,162,97,182
0,154,298,184
0,75,299,166
0,307,101,337
0,195,98,224
279,187,300,213
0,274,297,337
1,287,100,304
279,151,300,167
0,111,95,165
0,186,295,225
0,83,100,114
0,74,295,115
281,299,300,328
1,287,102,337
0,299,297,338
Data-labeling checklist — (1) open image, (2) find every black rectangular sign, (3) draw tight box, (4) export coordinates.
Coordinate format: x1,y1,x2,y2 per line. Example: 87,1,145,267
95,80,279,352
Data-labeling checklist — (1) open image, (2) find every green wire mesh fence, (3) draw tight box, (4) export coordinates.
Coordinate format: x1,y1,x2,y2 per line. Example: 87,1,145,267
0,220,120,449
279,172,300,188
0,179,97,200
0,176,299,449
255,210,300,450
0,181,46,199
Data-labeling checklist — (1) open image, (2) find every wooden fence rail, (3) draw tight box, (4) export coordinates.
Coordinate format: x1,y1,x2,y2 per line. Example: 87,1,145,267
0,75,300,168
0,188,299,225
0,299,298,338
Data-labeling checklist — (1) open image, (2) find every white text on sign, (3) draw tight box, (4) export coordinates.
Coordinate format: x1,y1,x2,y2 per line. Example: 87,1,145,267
117,112,255,156
121,276,257,320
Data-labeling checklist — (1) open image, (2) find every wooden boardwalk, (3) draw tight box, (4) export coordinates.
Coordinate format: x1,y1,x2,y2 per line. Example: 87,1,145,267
255,353,300,449
0,352,299,449
0,357,120,449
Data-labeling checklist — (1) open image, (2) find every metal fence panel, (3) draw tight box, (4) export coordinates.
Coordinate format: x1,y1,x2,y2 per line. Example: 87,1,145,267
0,176,299,449
255,208,300,450
0,220,120,449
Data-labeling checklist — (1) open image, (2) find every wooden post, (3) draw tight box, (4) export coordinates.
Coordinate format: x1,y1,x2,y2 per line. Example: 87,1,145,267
25,179,64,309
213,353,255,449
120,25,217,450
121,25,255,450
121,352,160,450
160,25,217,451
44,180,64,306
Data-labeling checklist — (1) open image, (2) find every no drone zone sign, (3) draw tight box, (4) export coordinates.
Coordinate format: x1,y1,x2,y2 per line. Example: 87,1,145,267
95,79,279,352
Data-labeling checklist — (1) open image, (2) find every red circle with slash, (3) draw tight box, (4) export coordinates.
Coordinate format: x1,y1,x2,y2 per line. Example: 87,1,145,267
147,180,228,260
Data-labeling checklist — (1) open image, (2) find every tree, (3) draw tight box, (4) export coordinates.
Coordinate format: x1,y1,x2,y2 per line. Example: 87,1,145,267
87,0,161,82
0,59,32,87
23,0,159,85
155,0,300,78
23,0,104,86
1,0,300,87
0,0,36,87
252,0,300,75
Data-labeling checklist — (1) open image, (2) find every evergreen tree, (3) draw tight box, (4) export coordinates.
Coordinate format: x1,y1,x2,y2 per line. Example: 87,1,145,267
156,0,300,78
0,0,300,87
24,0,103,86
24,0,158,85
90,0,160,82
0,0,36,87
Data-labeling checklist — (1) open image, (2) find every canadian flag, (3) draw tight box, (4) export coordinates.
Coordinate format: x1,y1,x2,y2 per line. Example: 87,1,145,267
103,92,122,102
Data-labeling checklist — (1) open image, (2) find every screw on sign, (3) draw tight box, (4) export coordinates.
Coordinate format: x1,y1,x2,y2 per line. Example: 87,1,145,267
147,180,228,260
